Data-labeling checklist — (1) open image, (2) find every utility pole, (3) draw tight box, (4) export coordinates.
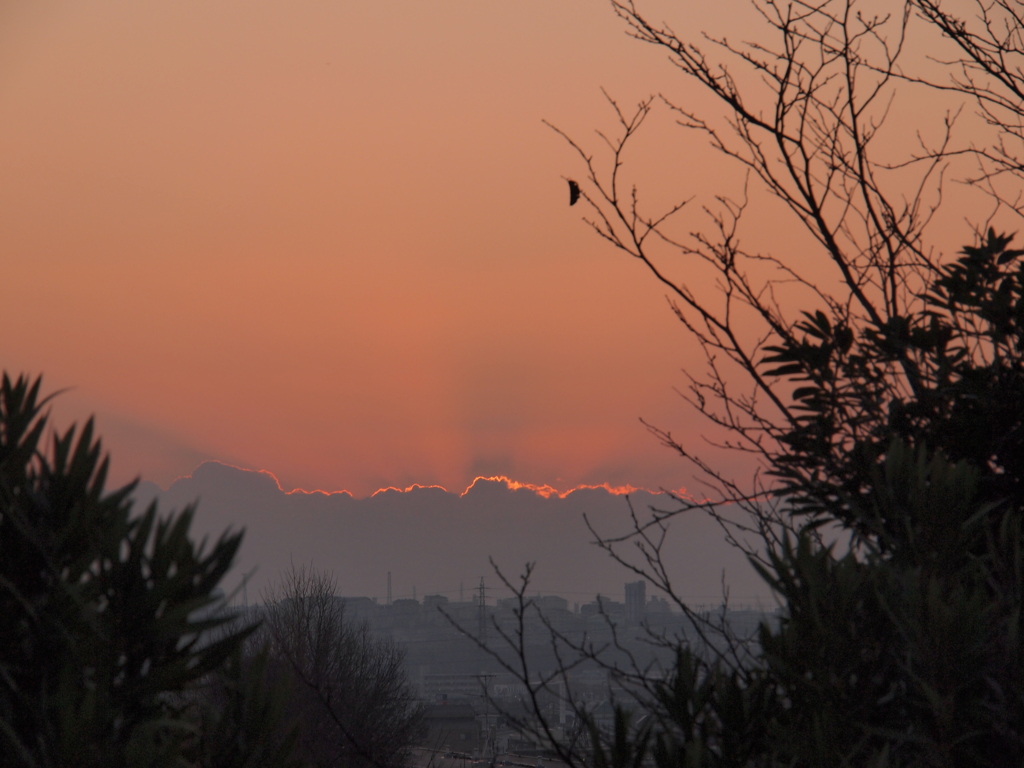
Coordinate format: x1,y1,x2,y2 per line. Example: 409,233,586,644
241,566,256,610
387,572,392,606
477,577,486,643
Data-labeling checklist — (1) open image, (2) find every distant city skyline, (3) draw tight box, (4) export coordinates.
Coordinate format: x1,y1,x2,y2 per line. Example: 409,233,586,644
138,459,774,608
4,0,967,615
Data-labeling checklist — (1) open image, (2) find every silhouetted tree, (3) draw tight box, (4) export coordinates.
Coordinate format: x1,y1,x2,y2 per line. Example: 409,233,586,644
468,1,1024,765
259,564,422,768
0,373,302,767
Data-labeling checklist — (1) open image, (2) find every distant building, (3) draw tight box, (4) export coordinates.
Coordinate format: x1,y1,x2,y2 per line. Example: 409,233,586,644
625,581,646,624
423,594,449,612
647,595,670,614
496,595,568,614
495,597,518,612
535,595,568,613
580,595,625,619
338,596,377,620
421,673,488,701
420,702,480,752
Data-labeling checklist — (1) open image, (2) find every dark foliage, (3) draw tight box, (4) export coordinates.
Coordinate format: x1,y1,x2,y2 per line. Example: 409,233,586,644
512,0,1024,765
0,373,301,767
765,230,1024,536
259,564,422,768
557,247,1024,766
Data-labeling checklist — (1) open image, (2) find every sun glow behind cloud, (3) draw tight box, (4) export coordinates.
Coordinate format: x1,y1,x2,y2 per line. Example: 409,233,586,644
168,462,682,501
140,459,768,604
459,476,662,499
0,0,713,496
0,0,989,499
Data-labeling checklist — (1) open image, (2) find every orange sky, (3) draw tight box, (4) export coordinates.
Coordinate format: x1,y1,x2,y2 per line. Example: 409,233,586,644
0,0,993,498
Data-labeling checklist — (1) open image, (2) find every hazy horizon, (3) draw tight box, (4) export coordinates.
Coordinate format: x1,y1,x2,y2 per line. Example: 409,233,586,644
2,0,984,616
129,457,774,607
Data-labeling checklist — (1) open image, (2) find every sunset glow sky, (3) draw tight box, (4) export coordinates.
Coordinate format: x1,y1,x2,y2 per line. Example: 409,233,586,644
0,0,989,499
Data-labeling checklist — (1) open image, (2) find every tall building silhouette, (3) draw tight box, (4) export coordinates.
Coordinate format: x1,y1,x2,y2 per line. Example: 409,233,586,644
625,580,646,625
